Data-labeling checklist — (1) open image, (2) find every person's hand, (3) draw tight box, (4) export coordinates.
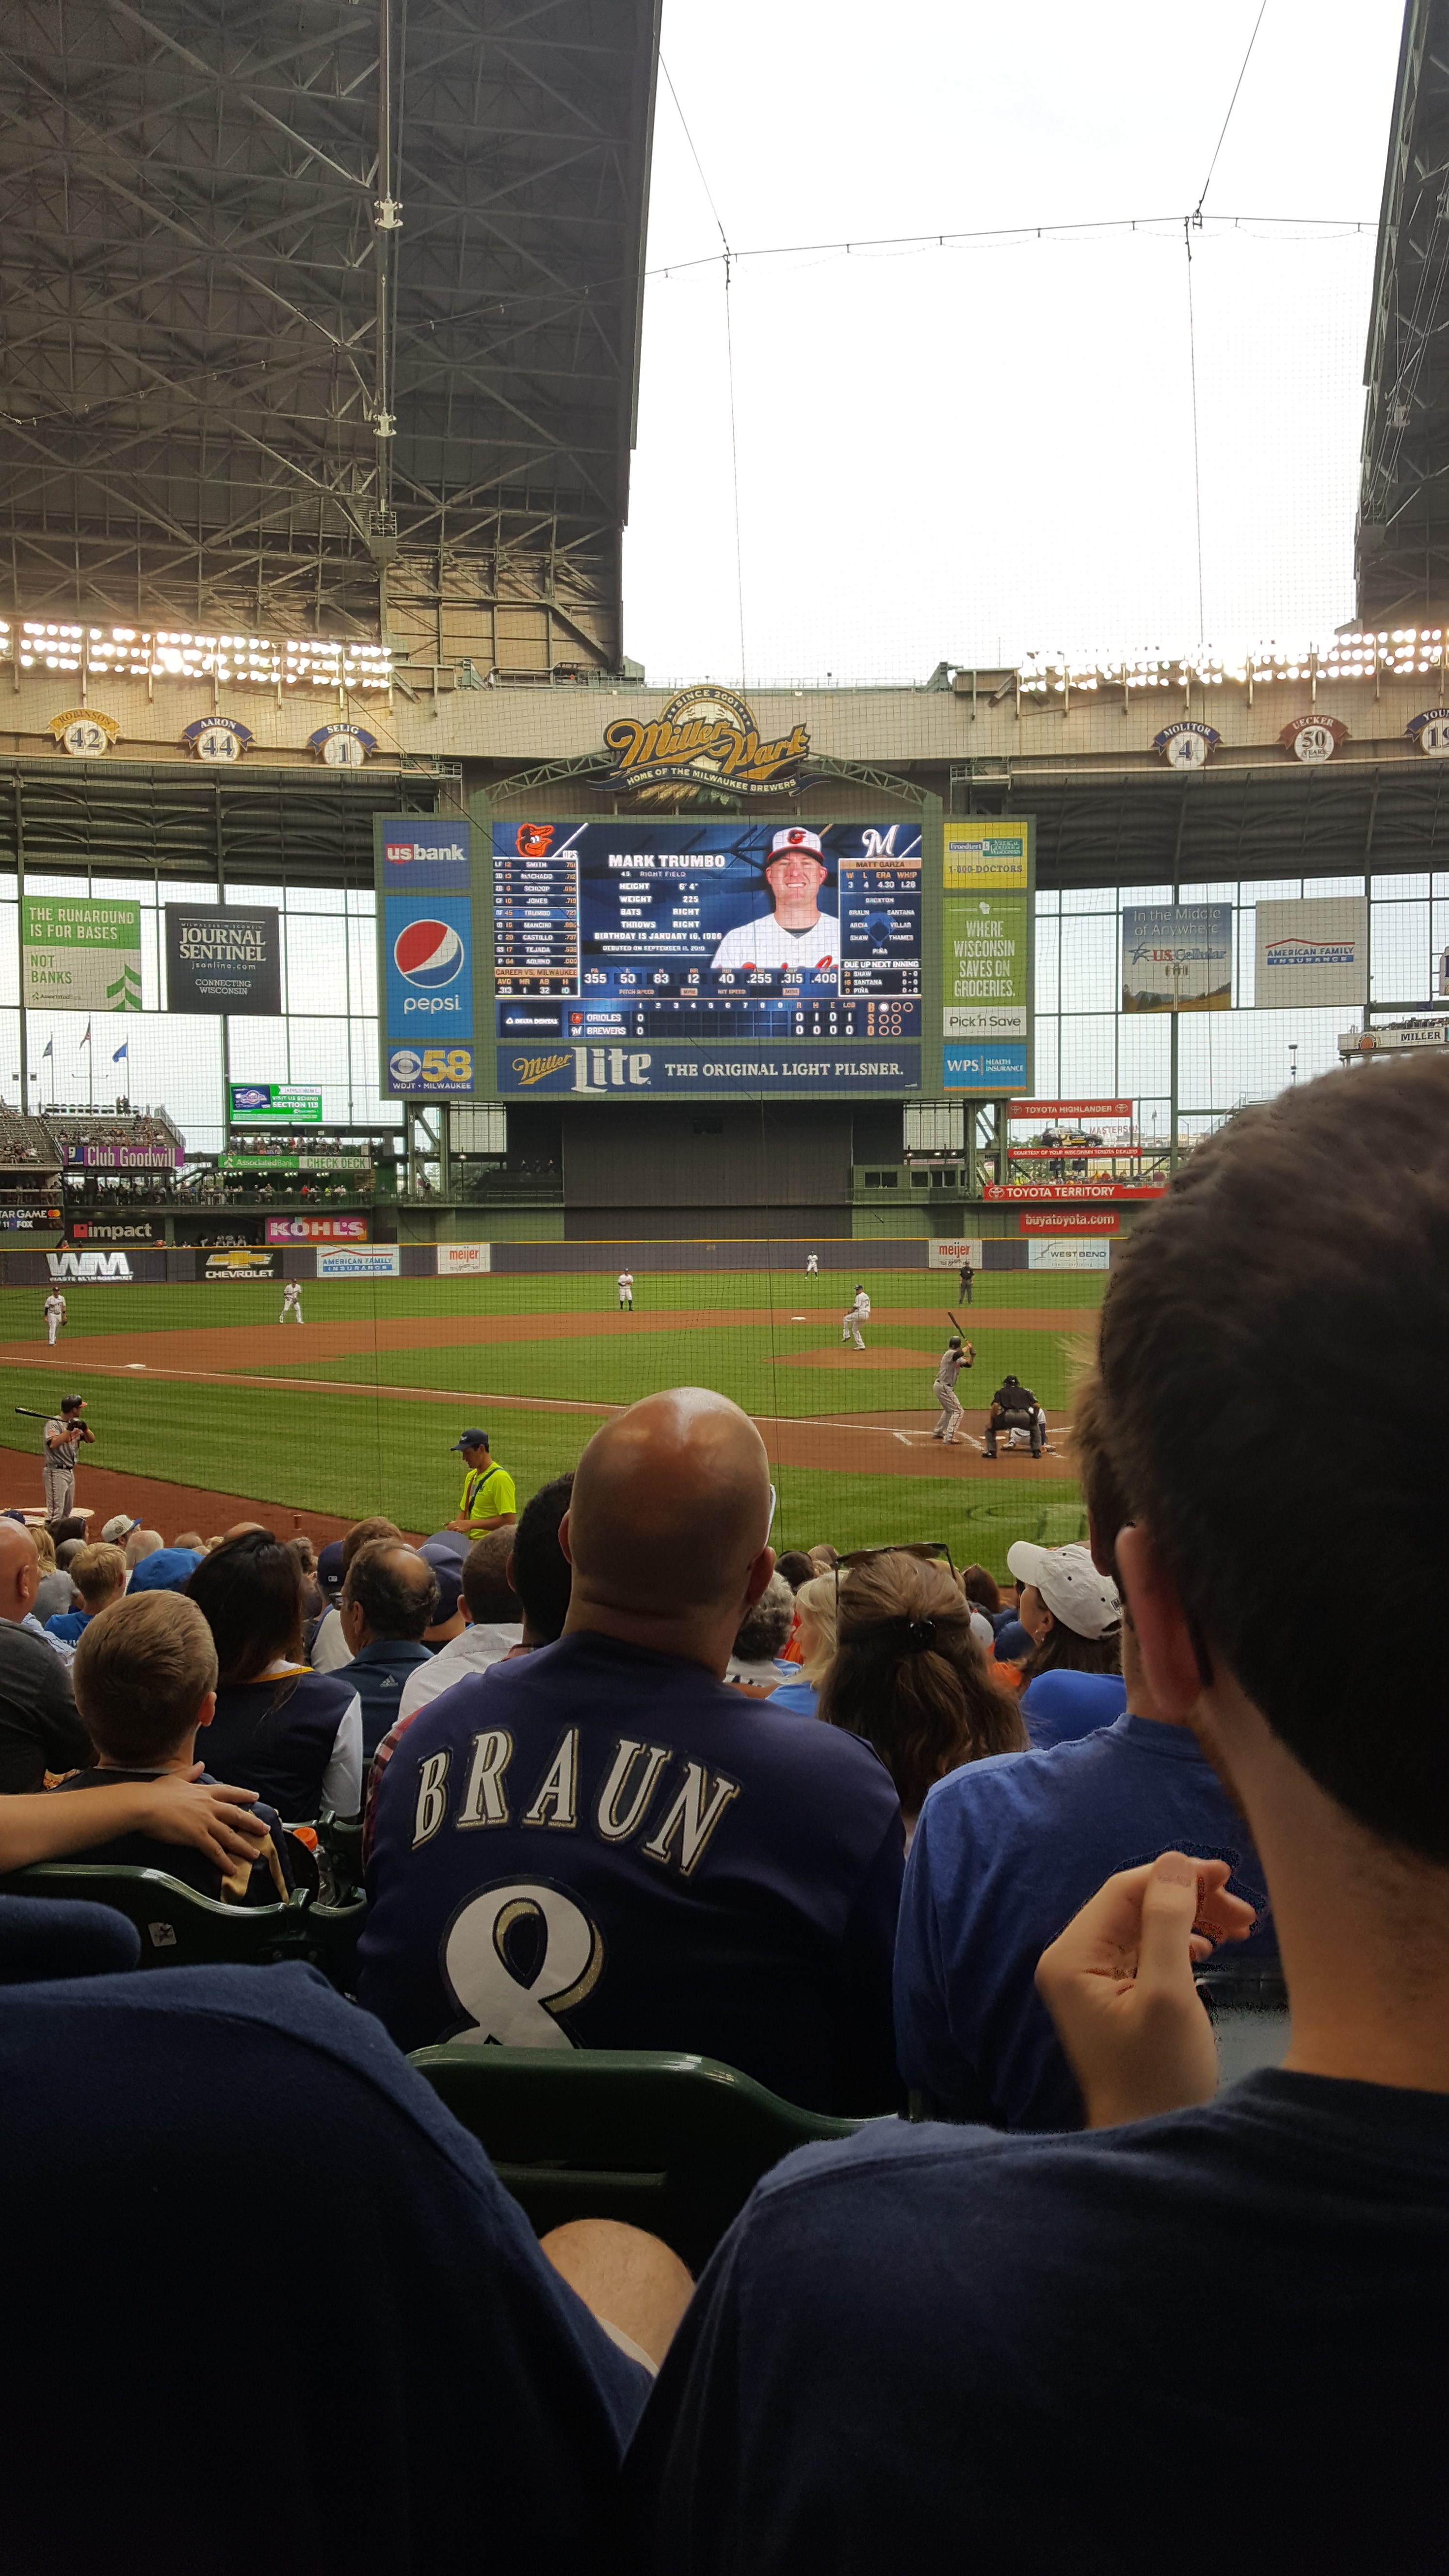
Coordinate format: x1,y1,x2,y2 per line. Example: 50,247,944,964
137,1770,270,1869
1035,1852,1256,2130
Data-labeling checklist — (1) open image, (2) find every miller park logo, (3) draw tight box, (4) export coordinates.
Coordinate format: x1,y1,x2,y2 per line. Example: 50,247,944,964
596,686,810,805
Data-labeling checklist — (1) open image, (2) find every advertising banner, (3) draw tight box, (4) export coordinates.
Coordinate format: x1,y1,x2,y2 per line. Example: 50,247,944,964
265,1216,367,1243
228,1085,323,1124
386,898,473,1032
202,1249,279,1282
46,1249,134,1281
497,1044,921,1095
1121,905,1232,1012
379,815,472,893
927,1238,984,1270
984,1180,1165,1203
386,1042,476,1095
1009,1099,1132,1122
68,1221,160,1244
318,1246,401,1278
219,1151,368,1172
1337,1017,1449,1056
1253,897,1368,1008
165,905,282,1014
1027,1238,1112,1272
436,1241,492,1276
0,1206,62,1230
66,1143,181,1169
941,819,1033,1092
1019,1211,1119,1232
23,896,142,1012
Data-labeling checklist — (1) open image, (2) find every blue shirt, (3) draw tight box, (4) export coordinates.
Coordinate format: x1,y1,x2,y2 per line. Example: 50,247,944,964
358,1629,904,2111
0,1949,645,2571
764,1676,818,1718
1021,1668,1127,1749
44,1610,90,1645
625,2074,1449,2574
894,1714,1275,2131
348,1636,435,1759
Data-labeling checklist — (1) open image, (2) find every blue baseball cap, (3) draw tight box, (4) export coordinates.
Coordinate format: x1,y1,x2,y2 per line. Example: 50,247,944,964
451,1429,489,1452
127,1548,204,1595
425,1557,463,1625
317,1541,345,1598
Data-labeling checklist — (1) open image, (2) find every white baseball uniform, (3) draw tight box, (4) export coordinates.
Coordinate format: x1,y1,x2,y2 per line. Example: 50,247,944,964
710,911,839,973
805,1254,819,1276
617,1270,634,1310
280,1281,304,1322
43,1292,66,1347
841,1290,871,1350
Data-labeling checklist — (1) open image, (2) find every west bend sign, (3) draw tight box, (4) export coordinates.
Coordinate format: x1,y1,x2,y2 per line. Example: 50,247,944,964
597,686,810,802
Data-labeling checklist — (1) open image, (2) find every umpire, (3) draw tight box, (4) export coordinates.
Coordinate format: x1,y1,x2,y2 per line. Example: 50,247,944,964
42,1396,94,1522
983,1373,1042,1461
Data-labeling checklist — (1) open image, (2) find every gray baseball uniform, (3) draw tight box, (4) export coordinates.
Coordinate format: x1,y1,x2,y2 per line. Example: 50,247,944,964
42,1413,84,1519
932,1342,971,1443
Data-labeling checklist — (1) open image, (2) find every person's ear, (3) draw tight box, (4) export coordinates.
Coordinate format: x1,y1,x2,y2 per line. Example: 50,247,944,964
742,1545,775,1609
195,1690,216,1734
557,1512,573,1568
1114,1525,1205,1719
504,1552,518,1597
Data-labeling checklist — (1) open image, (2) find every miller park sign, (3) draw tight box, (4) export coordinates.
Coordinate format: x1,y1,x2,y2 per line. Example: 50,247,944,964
596,686,811,804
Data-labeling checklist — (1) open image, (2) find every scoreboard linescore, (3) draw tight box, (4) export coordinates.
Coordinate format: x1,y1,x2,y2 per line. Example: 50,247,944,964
489,819,921,1099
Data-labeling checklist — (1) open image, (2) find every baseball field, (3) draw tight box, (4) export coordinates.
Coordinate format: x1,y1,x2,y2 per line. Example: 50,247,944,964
0,1266,1104,1566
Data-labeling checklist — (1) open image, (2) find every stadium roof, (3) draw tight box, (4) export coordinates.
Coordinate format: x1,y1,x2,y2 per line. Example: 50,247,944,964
1357,0,1449,624
0,0,661,676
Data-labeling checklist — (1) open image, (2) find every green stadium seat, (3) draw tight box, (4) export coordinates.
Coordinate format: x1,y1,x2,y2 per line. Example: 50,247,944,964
319,1813,365,1901
0,1864,313,1969
407,2043,872,2271
297,1892,368,1995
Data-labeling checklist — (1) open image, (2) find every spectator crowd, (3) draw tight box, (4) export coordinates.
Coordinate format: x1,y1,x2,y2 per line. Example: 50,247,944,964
0,1055,1444,2568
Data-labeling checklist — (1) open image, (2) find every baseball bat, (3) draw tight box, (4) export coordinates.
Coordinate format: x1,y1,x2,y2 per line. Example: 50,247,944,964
14,1408,92,1422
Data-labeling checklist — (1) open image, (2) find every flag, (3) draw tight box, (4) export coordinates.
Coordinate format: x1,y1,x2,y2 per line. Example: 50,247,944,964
113,1042,128,1063
41,1039,52,1061
78,1022,91,1049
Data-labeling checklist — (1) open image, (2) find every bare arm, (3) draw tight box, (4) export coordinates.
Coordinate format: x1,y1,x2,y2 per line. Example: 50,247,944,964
1035,1852,1256,2128
2,1773,269,1876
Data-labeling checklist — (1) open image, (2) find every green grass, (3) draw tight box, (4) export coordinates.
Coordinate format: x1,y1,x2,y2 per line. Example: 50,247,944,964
1,1267,1100,1574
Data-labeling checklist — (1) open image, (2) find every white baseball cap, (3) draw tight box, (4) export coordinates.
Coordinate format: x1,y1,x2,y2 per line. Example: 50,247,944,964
1006,1540,1121,1640
767,828,824,862
100,1514,141,1546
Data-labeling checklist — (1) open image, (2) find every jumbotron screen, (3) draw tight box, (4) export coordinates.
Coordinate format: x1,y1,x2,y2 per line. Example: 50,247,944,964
489,819,922,1099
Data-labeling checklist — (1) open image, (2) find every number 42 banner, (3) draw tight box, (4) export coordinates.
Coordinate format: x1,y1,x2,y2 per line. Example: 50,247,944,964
23,897,143,1012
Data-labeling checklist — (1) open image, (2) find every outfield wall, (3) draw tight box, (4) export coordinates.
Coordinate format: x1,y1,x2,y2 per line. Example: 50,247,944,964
0,1234,1112,1286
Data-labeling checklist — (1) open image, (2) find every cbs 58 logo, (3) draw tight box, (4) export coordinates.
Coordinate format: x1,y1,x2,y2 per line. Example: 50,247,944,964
390,1045,472,1088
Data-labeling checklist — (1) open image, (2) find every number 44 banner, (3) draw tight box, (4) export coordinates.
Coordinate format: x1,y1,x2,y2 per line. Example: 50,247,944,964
23,898,143,1011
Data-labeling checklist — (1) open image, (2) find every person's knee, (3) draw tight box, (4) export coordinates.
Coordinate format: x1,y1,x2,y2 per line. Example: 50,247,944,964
540,2219,694,2369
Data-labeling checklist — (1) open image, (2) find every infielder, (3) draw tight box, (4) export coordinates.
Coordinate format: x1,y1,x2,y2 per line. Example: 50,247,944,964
280,1279,304,1323
42,1394,94,1521
806,1253,819,1276
957,1255,974,1307
43,1289,66,1347
617,1268,634,1311
930,1335,975,1444
841,1284,871,1350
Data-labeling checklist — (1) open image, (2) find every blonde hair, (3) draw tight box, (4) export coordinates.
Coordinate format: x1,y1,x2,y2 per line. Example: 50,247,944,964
73,1592,218,1767
29,1526,56,1573
791,1572,840,1688
69,1542,128,1610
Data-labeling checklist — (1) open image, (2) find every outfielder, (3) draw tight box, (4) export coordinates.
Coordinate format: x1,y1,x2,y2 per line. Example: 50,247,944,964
931,1335,975,1444
841,1284,871,1350
280,1279,304,1323
806,1253,819,1277
42,1394,94,1521
43,1289,66,1347
617,1268,634,1311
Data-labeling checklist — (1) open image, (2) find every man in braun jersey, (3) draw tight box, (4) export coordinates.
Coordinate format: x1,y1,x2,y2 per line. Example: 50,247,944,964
43,1290,66,1347
841,1285,871,1351
710,830,839,977
930,1335,975,1445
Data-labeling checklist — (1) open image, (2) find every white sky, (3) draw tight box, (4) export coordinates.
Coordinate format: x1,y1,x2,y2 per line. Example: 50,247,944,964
622,0,1405,684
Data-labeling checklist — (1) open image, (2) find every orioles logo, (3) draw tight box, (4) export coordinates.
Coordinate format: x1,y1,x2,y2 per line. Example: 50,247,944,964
516,824,555,857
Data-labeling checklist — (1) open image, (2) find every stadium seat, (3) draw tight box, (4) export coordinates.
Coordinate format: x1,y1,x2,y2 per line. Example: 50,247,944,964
0,1864,313,1969
319,1813,365,1901
407,2044,871,2271
297,1892,368,1994
1196,1963,1291,2084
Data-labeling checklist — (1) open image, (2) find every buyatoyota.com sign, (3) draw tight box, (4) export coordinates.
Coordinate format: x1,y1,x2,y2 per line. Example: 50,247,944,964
166,905,282,1014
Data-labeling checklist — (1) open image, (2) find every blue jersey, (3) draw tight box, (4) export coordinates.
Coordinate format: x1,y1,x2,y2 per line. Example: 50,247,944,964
357,1629,905,2112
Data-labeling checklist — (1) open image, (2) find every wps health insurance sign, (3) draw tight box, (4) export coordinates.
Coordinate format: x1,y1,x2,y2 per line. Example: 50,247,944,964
941,820,1033,1095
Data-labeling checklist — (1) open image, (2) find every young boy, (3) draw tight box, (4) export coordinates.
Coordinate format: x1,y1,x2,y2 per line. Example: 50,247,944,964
64,1593,294,1906
45,1540,127,1645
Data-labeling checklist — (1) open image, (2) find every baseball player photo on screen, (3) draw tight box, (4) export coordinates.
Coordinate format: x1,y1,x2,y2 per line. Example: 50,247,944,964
490,819,922,1050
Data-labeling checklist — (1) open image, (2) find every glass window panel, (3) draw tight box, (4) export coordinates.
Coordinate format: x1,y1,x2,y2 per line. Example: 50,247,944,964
1059,1014,1117,1094
1030,1017,1059,1097
1059,884,1119,914
1370,903,1431,1003
1057,913,1117,1014
1372,873,1431,900
228,1019,290,1081
347,920,378,1016
1123,884,1173,904
285,914,346,1014
1117,1013,1170,1099
1034,916,1060,1016
1304,874,1364,897
286,883,346,914
1034,887,1059,916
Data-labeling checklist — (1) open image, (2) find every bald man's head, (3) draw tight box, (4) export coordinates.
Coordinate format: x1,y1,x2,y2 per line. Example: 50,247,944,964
567,1390,773,1620
0,1519,40,1623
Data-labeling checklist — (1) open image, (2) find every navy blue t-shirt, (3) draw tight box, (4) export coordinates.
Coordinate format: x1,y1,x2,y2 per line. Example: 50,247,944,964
1021,1667,1127,1749
625,2074,1449,2573
357,1630,904,2112
894,1713,1275,2129
0,1953,645,2572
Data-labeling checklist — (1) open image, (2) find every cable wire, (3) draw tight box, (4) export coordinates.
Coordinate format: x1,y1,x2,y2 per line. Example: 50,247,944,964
1194,0,1271,221
660,53,748,682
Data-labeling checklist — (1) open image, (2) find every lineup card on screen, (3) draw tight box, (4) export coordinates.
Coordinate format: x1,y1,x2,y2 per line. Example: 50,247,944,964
491,821,923,1097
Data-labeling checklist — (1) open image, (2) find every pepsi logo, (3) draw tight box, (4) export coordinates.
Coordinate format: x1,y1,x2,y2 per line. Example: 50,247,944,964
394,918,465,988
